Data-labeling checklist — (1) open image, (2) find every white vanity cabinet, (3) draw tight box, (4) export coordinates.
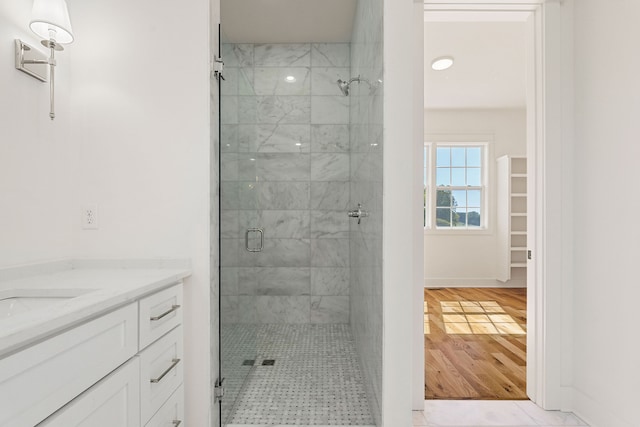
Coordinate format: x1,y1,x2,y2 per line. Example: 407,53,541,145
0,282,184,427
38,357,141,427
0,303,138,427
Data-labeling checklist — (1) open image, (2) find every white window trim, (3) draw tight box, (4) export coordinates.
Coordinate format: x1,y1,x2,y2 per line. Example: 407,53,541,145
423,134,493,235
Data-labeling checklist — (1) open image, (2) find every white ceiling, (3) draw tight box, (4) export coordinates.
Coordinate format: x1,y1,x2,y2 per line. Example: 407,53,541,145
221,0,357,43
424,21,527,110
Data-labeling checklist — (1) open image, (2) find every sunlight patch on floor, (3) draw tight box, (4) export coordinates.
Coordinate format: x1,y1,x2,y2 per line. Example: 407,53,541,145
440,301,525,335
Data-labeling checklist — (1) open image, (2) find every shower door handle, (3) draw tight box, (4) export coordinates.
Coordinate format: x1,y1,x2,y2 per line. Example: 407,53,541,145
245,228,264,252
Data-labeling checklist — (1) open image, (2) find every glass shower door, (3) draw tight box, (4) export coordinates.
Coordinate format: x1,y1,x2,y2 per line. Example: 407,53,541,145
218,28,259,426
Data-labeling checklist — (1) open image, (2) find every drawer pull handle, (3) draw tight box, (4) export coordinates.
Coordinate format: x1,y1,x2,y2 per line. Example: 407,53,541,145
150,358,181,383
173,421,182,426
150,304,181,321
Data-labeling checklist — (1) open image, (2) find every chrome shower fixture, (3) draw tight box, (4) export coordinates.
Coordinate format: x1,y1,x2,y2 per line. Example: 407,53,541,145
336,75,377,96
337,77,356,96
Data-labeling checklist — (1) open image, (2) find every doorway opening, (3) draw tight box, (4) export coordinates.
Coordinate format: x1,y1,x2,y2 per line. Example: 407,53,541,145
422,5,537,402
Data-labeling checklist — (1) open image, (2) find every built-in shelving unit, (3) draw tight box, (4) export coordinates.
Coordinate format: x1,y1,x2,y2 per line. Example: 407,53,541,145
497,155,527,283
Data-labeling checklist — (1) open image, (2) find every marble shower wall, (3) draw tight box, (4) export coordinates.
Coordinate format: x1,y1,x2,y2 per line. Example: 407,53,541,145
349,0,384,424
220,43,351,325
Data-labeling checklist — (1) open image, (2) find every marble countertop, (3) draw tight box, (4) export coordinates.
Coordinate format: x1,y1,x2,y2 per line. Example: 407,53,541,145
0,265,191,358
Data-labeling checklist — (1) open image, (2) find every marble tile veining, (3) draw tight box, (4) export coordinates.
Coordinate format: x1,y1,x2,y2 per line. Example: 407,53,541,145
311,124,350,152
311,239,350,267
255,296,310,323
311,43,350,67
239,124,311,153
258,210,310,239
256,95,311,124
311,268,349,296
310,210,350,239
311,96,350,124
254,67,311,96
238,238,311,268
255,182,311,210
254,43,311,67
222,43,254,68
256,267,310,296
254,153,311,182
311,153,350,181
311,296,349,323
310,181,350,210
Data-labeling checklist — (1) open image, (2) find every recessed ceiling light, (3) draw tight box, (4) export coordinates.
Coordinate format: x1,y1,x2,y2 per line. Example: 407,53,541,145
431,56,454,71
285,75,296,83
295,142,302,146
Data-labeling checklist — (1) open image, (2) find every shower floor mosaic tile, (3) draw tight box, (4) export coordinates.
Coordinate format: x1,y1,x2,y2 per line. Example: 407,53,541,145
222,324,259,420
224,324,374,426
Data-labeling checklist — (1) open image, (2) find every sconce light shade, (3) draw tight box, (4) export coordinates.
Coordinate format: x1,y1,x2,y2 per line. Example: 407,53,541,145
30,0,74,44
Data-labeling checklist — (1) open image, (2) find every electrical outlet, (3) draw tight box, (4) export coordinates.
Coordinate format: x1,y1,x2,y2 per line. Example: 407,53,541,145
82,204,99,230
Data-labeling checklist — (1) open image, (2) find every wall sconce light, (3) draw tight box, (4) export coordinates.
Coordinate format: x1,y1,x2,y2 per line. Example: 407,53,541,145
15,0,74,120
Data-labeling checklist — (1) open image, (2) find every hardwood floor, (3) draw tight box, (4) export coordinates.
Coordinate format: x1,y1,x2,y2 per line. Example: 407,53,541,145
424,287,527,400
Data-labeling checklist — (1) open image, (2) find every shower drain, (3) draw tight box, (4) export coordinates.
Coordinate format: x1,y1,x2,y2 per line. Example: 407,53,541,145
261,359,275,366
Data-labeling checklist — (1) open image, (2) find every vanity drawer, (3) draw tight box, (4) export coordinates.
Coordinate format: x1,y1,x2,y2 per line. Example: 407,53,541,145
145,385,184,427
0,303,138,427
140,325,183,424
139,283,183,350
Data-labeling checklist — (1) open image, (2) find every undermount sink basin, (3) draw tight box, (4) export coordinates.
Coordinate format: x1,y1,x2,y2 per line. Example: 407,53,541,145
0,289,93,319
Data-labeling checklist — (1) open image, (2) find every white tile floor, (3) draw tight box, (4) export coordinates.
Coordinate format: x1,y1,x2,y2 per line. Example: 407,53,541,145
413,400,588,427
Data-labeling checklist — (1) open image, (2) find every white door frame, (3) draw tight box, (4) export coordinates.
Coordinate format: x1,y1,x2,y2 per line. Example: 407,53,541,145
419,0,566,410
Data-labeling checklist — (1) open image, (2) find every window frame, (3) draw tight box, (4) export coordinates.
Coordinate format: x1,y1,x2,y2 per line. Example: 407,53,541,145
423,137,492,234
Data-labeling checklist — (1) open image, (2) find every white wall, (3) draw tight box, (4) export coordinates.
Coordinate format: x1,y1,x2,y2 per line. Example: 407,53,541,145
423,109,526,286
67,0,211,425
0,0,74,267
381,0,416,425
571,1,640,426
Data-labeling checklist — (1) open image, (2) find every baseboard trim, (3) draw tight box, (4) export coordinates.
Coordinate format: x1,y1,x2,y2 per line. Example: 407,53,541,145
424,278,526,288
566,387,632,427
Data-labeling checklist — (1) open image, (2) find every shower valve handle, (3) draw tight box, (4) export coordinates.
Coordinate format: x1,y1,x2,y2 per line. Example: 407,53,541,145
348,203,369,225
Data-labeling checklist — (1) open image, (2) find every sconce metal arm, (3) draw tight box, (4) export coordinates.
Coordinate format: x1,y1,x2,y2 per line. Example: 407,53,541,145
15,39,61,120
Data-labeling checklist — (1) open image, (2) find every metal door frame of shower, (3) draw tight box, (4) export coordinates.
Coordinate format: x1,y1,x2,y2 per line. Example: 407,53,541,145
419,0,570,412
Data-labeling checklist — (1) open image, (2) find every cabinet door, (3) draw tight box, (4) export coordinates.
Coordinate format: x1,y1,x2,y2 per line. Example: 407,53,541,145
38,357,141,427
0,303,138,427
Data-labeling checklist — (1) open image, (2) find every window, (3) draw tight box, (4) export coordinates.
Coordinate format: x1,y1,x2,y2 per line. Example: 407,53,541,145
424,143,486,230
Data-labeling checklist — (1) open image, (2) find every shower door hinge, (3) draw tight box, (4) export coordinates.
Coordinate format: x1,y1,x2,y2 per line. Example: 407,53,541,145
214,377,225,402
212,56,225,80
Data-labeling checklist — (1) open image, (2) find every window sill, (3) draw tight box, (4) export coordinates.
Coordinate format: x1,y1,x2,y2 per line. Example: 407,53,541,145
423,228,493,236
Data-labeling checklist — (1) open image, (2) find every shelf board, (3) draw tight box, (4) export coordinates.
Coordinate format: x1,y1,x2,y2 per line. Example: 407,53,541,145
511,193,527,197
511,173,527,178
511,247,527,251
511,231,527,235
511,263,527,267
511,213,527,217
